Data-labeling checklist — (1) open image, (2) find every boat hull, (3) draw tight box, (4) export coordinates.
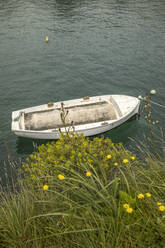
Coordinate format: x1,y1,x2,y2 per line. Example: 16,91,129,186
12,94,140,139
12,103,140,139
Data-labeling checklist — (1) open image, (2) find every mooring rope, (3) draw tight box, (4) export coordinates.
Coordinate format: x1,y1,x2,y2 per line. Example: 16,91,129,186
150,100,165,108
138,96,165,109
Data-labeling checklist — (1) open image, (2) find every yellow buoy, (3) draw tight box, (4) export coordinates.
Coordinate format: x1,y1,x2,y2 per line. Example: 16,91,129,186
45,36,49,43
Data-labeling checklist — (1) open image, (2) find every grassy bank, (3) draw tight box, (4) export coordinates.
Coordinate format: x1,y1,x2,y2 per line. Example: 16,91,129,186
0,133,165,248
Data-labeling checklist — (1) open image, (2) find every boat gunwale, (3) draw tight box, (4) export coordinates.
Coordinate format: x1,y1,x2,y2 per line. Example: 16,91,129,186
24,100,109,116
23,98,119,131
11,95,140,136
14,102,139,133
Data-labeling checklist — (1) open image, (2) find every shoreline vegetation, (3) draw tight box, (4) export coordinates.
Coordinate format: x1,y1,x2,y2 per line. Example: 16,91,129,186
0,92,164,247
0,132,165,248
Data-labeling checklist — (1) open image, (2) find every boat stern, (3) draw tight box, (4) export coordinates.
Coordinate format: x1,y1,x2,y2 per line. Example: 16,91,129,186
11,110,24,132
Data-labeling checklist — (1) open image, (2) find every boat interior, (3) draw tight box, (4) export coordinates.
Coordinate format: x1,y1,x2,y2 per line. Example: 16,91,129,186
23,100,119,131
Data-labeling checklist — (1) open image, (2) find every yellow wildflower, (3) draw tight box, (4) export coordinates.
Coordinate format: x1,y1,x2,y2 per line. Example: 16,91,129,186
123,159,129,164
117,177,120,181
86,171,92,177
107,154,112,159
157,202,162,206
58,174,65,180
78,152,81,157
126,207,133,213
123,204,129,209
131,156,135,160
43,184,49,191
145,193,151,198
158,205,165,212
138,193,144,199
114,162,118,166
45,36,49,42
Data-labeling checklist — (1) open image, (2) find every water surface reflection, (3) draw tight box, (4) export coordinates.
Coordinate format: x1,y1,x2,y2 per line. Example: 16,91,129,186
0,0,164,162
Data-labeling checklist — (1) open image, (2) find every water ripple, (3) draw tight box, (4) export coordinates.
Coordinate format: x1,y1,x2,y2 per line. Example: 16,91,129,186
0,0,165,161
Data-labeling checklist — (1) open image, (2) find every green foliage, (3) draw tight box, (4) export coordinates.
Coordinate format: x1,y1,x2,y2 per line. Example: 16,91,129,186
0,133,165,248
119,190,136,206
21,133,135,184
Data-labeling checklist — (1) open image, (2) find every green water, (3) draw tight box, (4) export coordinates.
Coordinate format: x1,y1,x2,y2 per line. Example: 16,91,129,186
0,0,165,162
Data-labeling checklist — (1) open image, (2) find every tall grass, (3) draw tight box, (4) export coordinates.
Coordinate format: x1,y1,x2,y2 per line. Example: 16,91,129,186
0,143,164,248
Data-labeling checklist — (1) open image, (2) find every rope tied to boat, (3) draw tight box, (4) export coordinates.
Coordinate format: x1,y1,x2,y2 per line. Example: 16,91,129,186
138,96,165,109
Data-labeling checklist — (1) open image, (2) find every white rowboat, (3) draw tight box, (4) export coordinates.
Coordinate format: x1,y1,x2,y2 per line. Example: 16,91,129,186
11,95,140,139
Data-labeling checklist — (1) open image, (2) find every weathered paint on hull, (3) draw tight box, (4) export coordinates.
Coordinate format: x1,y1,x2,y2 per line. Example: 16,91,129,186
13,106,139,139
